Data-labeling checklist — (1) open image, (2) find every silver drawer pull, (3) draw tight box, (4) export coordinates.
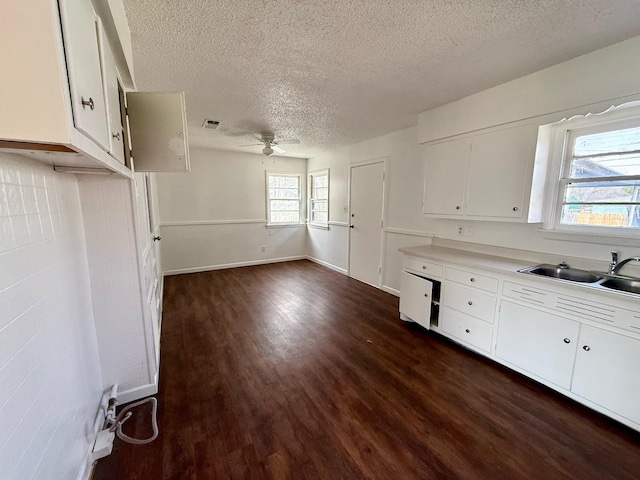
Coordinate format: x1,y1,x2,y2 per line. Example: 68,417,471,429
81,97,94,110
467,301,473,306
465,329,470,333
583,345,591,351
563,338,571,344
470,278,475,282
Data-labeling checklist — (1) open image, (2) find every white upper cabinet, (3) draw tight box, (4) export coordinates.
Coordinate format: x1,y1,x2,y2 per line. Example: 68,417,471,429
421,123,545,222
0,0,188,176
466,124,536,218
58,0,110,150
126,92,190,172
97,20,126,164
422,138,469,216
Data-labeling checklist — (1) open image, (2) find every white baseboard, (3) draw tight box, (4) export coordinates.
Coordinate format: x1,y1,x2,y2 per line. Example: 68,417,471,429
381,285,400,297
306,256,348,275
117,380,159,404
163,255,307,276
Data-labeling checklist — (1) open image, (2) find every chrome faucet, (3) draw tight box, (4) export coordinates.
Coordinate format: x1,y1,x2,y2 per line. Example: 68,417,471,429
611,256,640,276
609,251,618,274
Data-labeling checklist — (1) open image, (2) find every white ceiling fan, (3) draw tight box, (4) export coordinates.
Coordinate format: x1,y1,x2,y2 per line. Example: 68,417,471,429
240,133,300,156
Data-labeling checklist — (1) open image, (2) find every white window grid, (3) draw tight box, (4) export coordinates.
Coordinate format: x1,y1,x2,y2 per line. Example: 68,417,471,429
308,170,329,227
266,172,303,225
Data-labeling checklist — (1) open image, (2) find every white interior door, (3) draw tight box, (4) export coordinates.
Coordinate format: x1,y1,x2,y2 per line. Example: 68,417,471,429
349,161,385,287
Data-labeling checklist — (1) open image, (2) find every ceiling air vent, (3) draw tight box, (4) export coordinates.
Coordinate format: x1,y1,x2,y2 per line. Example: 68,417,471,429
202,119,220,129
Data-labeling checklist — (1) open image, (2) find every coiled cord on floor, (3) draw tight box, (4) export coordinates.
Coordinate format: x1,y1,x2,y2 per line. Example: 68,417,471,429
108,397,158,445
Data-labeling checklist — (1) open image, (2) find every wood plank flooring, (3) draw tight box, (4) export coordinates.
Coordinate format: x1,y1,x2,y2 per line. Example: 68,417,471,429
93,260,640,479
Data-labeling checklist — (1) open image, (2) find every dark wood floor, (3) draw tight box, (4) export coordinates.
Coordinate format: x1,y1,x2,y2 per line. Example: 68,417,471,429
93,260,640,480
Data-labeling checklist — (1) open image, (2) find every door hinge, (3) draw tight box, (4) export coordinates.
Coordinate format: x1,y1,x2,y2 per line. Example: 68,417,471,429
382,172,385,181
378,266,382,274
380,220,383,228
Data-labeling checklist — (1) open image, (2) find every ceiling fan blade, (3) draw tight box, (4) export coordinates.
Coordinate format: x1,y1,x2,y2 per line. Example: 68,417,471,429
238,143,263,147
273,139,300,146
247,133,265,142
272,145,287,154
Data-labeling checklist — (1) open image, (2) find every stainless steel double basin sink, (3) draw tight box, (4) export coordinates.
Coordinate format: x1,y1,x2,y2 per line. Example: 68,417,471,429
519,264,640,295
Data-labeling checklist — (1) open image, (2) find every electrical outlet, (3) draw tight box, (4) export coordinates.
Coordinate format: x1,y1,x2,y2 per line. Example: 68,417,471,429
260,246,266,252
465,226,473,237
457,225,464,236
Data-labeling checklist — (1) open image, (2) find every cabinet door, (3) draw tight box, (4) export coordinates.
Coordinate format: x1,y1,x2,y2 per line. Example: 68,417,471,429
127,92,190,172
466,124,535,218
422,138,469,216
58,0,110,150
572,325,640,425
97,21,126,164
399,271,432,329
496,301,579,389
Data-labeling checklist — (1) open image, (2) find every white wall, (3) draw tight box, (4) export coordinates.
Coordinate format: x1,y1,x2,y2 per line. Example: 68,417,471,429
156,148,308,274
307,147,350,273
0,154,102,480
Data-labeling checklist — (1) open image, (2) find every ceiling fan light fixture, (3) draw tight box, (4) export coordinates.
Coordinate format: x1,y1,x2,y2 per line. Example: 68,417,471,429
262,145,274,156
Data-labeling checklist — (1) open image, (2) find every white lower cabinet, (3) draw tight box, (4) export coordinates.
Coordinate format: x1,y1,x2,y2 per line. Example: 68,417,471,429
496,300,579,389
441,307,493,353
399,271,433,329
571,325,640,425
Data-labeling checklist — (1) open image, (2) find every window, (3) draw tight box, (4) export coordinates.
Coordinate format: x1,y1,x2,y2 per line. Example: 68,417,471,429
308,169,329,227
548,105,640,235
266,173,302,225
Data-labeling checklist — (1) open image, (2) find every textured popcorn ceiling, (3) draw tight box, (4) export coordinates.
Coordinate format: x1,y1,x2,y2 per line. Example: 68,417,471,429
123,1,640,158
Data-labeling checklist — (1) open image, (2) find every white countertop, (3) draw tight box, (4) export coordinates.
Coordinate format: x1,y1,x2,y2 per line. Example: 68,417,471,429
399,244,640,306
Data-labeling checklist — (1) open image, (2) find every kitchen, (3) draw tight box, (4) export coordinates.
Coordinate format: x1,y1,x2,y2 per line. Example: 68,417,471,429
1,1,640,479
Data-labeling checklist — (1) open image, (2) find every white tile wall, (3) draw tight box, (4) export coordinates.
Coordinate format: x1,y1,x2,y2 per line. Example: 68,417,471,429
78,177,152,394
0,154,102,480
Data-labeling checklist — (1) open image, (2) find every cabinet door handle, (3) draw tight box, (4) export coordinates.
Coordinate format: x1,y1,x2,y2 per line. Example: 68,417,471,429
512,207,519,212
112,132,121,140
563,338,571,344
583,345,591,351
455,205,461,210
424,293,428,298
467,301,473,306
465,329,470,333
422,265,427,270
81,97,95,110
153,236,162,241
349,225,354,228
470,278,475,282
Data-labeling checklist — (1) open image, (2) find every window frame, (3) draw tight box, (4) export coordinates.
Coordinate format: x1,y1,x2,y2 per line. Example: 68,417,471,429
265,171,304,227
308,169,329,228
545,102,640,238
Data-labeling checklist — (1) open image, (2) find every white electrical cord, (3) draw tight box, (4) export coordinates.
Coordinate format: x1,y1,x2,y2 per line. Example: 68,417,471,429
108,397,159,445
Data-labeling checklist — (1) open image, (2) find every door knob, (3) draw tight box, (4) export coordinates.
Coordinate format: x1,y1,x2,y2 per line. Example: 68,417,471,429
153,236,161,241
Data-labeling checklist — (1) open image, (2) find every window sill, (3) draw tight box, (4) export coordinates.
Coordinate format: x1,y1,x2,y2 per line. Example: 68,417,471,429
307,223,329,230
538,228,640,246
265,223,305,229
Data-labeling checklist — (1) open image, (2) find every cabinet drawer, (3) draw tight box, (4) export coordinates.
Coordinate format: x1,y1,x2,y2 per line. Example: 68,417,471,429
442,283,496,323
445,267,498,293
403,256,443,278
441,307,493,353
